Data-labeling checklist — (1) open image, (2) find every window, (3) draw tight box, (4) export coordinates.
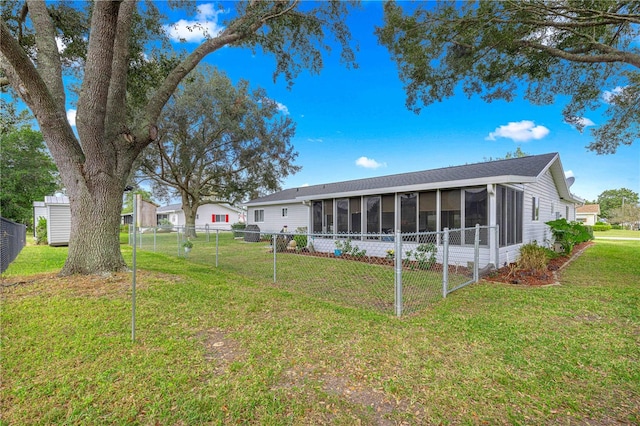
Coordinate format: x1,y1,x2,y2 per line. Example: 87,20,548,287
440,189,461,231
213,214,229,222
400,193,417,241
312,201,322,233
532,197,540,221
382,195,395,234
254,209,264,223
497,186,523,247
350,197,361,234
324,200,333,233
400,193,417,234
336,198,349,234
419,191,437,232
365,196,380,237
465,188,488,245
282,208,288,218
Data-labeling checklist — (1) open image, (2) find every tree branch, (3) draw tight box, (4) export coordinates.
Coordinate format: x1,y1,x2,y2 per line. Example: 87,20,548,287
0,19,81,163
516,39,640,68
106,0,136,144
76,1,120,167
26,0,65,111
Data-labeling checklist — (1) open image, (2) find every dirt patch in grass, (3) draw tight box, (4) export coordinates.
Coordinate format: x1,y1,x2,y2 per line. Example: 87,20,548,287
198,328,246,374
277,365,419,425
1,271,184,300
484,241,594,286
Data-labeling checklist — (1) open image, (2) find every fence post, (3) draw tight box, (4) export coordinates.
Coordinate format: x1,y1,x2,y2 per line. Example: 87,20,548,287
394,230,402,317
215,229,219,267
177,226,181,257
495,225,500,269
273,233,277,283
442,228,449,298
474,224,480,282
205,224,210,243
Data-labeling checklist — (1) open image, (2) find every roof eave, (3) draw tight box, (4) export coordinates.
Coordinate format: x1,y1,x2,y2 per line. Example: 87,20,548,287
245,175,538,206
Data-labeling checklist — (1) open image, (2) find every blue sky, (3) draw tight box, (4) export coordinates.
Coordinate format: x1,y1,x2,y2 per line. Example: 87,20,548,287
76,2,638,202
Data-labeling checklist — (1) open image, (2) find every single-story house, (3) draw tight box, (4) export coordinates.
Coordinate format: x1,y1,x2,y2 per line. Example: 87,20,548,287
33,195,70,246
157,202,246,230
575,204,600,225
120,195,159,227
244,152,583,267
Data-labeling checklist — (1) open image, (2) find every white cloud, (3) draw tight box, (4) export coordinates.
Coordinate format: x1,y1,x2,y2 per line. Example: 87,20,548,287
276,102,289,115
67,109,76,127
573,117,595,127
164,4,226,43
602,86,627,103
55,37,67,53
565,170,574,178
355,156,386,169
486,120,549,142
307,138,323,143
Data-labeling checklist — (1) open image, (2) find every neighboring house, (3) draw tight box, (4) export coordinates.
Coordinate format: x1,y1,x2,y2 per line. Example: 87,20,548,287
575,204,600,225
156,202,245,230
121,196,159,227
32,195,70,246
244,152,582,267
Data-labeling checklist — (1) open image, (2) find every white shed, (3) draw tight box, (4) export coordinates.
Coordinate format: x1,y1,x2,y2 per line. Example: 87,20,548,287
33,196,71,246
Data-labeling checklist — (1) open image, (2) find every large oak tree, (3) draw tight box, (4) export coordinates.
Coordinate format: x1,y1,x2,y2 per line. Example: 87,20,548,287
138,67,299,237
0,0,356,275
377,0,640,154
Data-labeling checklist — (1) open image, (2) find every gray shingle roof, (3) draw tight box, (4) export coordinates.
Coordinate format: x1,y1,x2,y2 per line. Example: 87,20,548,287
246,153,560,205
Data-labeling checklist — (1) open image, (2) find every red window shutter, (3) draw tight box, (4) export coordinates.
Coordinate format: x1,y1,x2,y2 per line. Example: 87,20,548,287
226,214,229,223
212,214,216,222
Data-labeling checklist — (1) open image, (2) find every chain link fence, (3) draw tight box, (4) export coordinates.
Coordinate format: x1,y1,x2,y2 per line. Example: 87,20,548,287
1,217,27,274
130,225,498,316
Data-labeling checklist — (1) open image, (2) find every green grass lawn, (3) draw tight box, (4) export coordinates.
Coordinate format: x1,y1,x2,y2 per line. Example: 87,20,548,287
1,239,638,424
129,231,461,315
593,228,640,238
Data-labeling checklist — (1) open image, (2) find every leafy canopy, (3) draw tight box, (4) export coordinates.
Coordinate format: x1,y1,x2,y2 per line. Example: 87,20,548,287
138,67,299,212
597,188,639,218
377,0,640,154
0,118,59,226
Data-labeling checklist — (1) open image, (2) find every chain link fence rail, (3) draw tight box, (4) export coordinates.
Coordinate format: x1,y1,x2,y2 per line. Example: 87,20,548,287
1,217,27,273
130,225,497,316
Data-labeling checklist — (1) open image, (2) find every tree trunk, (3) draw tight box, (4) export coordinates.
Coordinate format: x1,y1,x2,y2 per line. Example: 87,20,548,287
181,200,199,239
59,163,129,276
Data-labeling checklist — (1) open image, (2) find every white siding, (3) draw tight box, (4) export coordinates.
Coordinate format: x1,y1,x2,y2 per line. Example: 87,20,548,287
522,170,575,246
194,204,243,230
47,204,71,246
163,204,244,229
247,203,309,232
576,212,597,225
33,203,47,237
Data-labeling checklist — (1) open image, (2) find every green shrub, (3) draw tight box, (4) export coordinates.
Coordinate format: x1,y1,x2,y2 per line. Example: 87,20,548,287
546,218,593,254
593,223,611,232
34,217,48,245
335,239,367,257
293,227,308,249
517,242,548,273
404,243,437,270
231,222,246,237
611,224,623,230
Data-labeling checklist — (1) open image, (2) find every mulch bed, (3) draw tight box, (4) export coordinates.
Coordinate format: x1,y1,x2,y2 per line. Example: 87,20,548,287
483,241,594,286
